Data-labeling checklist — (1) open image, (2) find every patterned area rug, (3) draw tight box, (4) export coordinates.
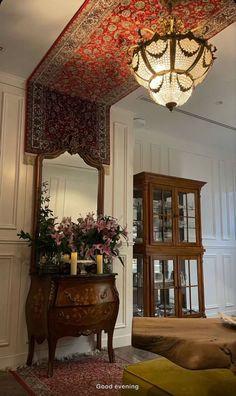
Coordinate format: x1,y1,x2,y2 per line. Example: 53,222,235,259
11,352,128,396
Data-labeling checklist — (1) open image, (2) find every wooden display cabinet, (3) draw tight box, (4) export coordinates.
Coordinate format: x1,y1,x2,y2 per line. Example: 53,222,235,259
133,172,206,318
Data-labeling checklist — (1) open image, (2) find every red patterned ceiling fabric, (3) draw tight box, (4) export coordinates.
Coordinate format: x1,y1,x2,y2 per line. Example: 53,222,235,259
30,0,236,103
26,0,236,162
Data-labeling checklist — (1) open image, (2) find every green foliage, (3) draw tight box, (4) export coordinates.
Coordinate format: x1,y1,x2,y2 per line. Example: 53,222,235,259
17,184,129,266
17,182,58,254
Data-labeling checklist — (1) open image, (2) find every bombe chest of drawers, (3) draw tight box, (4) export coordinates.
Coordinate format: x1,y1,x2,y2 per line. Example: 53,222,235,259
25,273,119,376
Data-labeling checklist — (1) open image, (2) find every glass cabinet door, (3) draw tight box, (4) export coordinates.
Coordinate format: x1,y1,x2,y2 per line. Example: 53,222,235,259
133,188,143,243
178,258,200,316
152,187,173,243
178,191,197,243
153,258,176,317
133,256,144,316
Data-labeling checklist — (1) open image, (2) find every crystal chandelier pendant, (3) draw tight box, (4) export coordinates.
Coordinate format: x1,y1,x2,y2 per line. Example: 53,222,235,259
128,18,216,111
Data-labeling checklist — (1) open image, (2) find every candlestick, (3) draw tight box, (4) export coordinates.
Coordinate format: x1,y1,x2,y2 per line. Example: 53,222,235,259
70,252,78,275
96,254,103,274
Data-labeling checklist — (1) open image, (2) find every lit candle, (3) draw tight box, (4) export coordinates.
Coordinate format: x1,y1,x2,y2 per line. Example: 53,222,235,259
70,252,78,275
96,255,103,274
63,254,70,262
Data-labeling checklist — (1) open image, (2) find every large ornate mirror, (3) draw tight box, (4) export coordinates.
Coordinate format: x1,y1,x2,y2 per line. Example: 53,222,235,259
31,150,104,273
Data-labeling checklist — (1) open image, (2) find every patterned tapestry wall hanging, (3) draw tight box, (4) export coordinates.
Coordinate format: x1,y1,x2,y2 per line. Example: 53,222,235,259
26,82,110,164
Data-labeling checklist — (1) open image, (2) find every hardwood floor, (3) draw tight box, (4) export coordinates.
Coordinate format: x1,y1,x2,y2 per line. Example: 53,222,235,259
0,371,29,396
0,346,158,396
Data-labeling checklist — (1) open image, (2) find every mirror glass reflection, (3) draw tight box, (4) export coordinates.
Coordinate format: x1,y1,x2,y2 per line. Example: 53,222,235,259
42,152,98,222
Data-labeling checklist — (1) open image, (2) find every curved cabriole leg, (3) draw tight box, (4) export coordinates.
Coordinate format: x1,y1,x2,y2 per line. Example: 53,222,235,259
26,335,35,366
107,329,115,363
47,337,58,377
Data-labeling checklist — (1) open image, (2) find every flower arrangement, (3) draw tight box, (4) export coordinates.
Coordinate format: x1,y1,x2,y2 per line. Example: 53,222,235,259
18,183,128,270
79,212,128,263
53,213,128,265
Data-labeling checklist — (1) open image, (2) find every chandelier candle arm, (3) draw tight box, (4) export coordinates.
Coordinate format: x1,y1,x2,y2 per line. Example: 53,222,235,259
128,18,216,111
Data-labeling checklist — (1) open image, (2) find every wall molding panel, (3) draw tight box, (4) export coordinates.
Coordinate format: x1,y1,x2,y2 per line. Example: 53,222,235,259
114,254,127,328
112,121,128,225
219,160,234,241
0,254,13,347
203,254,219,313
134,140,143,174
0,93,23,230
219,160,230,240
222,254,235,308
134,125,236,318
104,106,133,348
150,143,161,173
0,77,33,368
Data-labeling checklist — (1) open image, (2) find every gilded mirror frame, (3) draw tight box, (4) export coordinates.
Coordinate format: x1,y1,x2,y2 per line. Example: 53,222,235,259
30,150,104,273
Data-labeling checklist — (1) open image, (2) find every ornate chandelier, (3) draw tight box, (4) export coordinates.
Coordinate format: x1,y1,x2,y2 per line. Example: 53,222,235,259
128,18,216,111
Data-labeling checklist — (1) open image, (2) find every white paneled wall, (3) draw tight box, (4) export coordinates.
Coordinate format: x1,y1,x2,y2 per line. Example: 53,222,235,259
133,122,236,317
0,72,134,369
104,106,134,347
0,73,34,368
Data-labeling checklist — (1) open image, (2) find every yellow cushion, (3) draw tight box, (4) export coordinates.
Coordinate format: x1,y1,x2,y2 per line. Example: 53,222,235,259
122,358,236,396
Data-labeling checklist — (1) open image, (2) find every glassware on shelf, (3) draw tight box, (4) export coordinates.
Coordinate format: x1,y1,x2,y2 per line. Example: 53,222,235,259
133,192,143,243
180,271,186,286
133,304,144,317
133,220,143,243
133,256,144,316
155,304,175,317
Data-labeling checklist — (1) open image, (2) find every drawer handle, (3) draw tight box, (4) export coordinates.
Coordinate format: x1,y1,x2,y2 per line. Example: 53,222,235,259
100,291,107,299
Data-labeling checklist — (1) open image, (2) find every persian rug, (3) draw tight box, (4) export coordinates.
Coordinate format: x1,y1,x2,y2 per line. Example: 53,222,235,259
11,351,128,396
